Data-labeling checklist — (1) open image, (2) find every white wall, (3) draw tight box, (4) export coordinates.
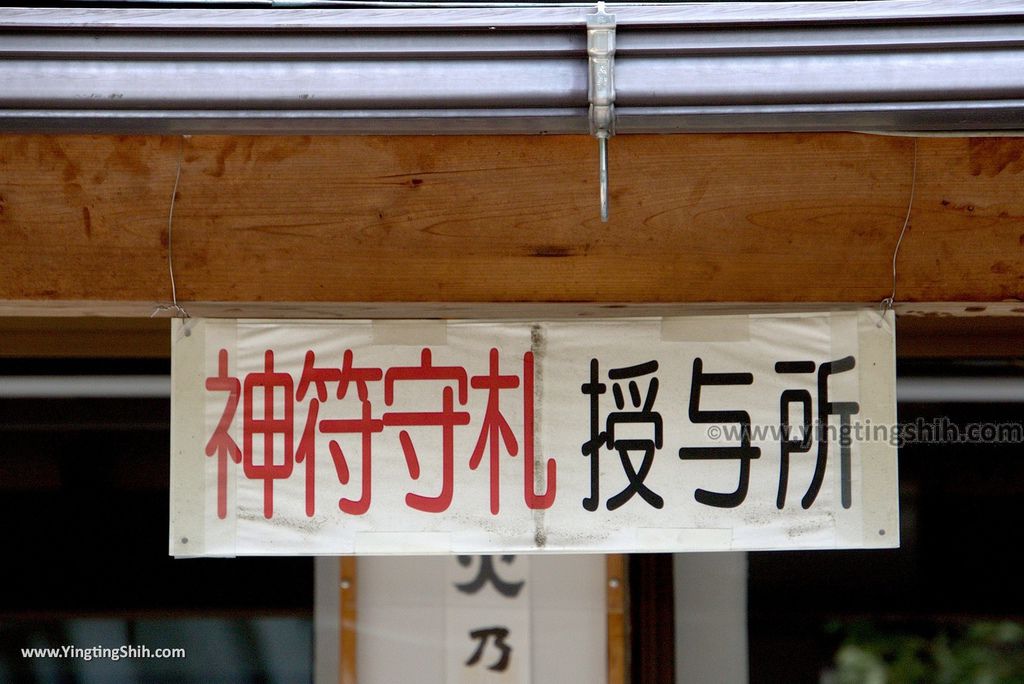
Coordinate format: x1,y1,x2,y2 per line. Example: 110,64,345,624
674,553,748,684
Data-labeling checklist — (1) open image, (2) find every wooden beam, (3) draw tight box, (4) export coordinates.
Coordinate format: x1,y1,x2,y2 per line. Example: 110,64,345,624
1,134,1023,309
2,312,1023,359
0,317,170,357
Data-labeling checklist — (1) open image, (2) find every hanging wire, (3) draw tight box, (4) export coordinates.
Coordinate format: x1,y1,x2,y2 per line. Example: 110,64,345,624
879,137,918,320
152,135,190,319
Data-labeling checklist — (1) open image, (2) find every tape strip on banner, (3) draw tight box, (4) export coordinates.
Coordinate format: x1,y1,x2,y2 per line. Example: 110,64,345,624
372,320,448,346
636,528,733,551
661,315,751,342
354,531,453,554
857,307,900,547
170,317,208,557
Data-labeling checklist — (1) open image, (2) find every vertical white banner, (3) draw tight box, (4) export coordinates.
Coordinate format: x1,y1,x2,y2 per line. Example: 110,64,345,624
345,555,607,684
446,556,532,684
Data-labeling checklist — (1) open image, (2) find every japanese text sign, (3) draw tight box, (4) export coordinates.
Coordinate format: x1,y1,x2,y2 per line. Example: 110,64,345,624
170,311,898,556
447,555,531,683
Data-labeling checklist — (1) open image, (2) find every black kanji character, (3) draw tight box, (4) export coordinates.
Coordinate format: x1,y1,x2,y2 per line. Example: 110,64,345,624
581,360,664,511
465,627,512,672
455,555,524,598
678,358,761,508
774,357,860,509
775,360,815,510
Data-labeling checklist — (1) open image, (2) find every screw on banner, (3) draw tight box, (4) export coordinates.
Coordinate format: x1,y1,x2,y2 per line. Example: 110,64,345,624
588,2,616,222
152,134,192,322
878,138,918,327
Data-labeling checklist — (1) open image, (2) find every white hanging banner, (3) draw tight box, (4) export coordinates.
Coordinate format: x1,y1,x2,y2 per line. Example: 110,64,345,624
445,555,532,684
170,310,898,557
343,554,607,684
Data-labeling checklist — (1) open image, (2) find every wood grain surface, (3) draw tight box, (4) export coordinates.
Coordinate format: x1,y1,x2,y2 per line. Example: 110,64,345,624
1,134,1023,308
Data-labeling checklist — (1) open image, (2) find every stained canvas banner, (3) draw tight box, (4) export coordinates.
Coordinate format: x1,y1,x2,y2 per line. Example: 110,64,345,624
170,311,898,557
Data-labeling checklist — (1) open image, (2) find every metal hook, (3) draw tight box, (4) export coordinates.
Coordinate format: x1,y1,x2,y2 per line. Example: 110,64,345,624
598,133,609,221
588,2,615,222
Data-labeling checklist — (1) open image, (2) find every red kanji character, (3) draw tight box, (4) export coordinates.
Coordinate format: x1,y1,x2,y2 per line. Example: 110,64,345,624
295,350,385,516
322,399,385,515
469,349,520,515
205,349,242,520
243,350,294,519
523,351,556,509
320,352,384,515
466,350,556,513
299,350,385,516
294,350,340,517
383,349,470,513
